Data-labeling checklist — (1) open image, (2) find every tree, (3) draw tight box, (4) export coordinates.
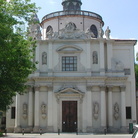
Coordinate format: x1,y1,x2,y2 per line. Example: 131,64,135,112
0,0,39,111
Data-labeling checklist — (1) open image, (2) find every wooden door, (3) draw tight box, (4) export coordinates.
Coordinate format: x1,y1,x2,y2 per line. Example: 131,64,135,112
62,101,77,132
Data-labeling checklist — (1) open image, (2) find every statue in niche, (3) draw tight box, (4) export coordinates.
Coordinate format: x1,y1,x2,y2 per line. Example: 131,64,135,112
105,26,111,39
23,103,27,119
114,103,119,120
93,51,98,64
93,102,99,120
42,52,47,65
41,103,47,119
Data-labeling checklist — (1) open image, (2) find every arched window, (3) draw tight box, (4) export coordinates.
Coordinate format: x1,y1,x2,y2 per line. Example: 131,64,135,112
46,26,53,33
90,25,98,38
42,52,47,65
93,51,98,64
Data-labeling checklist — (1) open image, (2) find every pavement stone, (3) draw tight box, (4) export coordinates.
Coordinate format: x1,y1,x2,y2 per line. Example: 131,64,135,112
1,133,133,138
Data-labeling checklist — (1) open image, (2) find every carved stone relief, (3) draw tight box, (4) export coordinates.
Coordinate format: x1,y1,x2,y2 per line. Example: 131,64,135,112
41,103,47,119
23,103,27,119
46,22,97,40
112,58,124,71
113,103,119,120
93,102,99,120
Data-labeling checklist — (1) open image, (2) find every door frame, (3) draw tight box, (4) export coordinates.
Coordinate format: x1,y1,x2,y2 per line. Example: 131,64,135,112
62,101,77,132
58,99,81,132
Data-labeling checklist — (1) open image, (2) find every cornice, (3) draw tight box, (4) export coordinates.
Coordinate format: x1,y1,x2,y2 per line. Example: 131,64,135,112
28,76,128,82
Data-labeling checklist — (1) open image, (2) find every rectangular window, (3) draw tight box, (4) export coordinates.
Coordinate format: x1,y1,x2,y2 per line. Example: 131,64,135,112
11,107,15,119
62,56,77,71
126,107,131,119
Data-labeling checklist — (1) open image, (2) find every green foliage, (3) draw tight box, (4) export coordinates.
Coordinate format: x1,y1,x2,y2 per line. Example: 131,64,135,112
0,132,3,137
0,0,39,111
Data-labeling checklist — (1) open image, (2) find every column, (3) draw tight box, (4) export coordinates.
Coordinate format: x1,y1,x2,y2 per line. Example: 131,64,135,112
47,86,53,132
107,42,113,72
15,93,21,132
99,41,105,75
86,86,92,131
33,86,40,131
107,86,113,127
100,86,106,127
28,87,33,128
120,86,126,127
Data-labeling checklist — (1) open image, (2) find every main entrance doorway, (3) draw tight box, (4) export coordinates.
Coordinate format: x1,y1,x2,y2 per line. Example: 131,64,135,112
62,101,77,132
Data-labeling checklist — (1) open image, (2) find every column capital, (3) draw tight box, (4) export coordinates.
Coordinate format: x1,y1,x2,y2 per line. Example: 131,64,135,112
48,85,53,91
28,86,33,92
86,85,92,91
107,85,113,92
34,85,40,91
100,85,106,91
120,86,126,92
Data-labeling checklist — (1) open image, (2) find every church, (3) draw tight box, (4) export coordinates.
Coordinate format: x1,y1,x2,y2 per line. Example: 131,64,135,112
6,0,137,133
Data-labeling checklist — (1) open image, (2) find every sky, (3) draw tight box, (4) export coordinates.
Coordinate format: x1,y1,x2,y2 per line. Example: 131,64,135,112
31,0,138,59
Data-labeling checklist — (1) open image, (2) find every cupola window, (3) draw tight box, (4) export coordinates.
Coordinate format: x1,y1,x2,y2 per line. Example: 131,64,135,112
90,25,98,38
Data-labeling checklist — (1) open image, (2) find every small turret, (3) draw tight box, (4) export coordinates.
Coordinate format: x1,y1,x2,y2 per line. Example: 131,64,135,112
62,0,82,11
28,13,41,40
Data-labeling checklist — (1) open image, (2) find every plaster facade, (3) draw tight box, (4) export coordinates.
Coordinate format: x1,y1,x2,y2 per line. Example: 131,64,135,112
6,0,137,134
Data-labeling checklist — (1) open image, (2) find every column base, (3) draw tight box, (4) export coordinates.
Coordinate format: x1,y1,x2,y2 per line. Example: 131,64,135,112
33,126,40,133
14,126,21,133
47,126,54,132
120,126,128,133
86,126,93,132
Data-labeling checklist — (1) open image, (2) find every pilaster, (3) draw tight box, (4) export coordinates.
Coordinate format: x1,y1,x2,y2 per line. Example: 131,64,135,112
120,86,126,128
14,93,21,132
86,86,92,132
47,86,54,132
107,86,113,128
48,42,53,76
33,86,40,132
100,86,106,127
28,86,33,130
99,40,105,75
107,41,113,72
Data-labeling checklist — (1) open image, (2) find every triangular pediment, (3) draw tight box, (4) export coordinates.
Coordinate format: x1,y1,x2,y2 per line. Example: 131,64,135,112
56,45,83,53
55,87,84,95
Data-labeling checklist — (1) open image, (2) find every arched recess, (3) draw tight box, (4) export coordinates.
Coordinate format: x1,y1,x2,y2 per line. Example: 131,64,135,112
90,25,98,38
93,51,98,64
42,52,47,65
46,25,53,38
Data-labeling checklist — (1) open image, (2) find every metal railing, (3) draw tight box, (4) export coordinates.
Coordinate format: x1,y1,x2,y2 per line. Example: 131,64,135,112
42,10,103,22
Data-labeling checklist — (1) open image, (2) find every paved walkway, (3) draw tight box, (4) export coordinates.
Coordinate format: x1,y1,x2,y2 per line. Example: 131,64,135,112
2,133,132,138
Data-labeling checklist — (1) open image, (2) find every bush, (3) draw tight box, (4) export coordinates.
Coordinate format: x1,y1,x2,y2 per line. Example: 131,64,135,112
0,132,3,137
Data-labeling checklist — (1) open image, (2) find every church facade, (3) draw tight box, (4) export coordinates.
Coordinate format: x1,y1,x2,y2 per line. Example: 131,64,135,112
6,0,137,133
